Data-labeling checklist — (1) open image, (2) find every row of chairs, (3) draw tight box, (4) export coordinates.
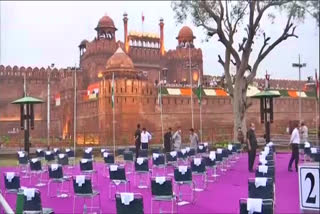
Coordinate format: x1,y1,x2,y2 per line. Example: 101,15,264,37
239,142,276,214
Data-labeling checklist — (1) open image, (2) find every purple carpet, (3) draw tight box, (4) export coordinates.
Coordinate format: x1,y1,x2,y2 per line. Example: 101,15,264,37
0,153,300,213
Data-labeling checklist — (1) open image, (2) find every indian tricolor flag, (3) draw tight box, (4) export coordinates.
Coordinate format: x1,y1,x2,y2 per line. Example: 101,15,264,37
87,83,99,99
55,93,61,106
287,90,307,98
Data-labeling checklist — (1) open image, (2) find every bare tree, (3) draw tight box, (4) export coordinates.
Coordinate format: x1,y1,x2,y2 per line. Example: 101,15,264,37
172,0,319,139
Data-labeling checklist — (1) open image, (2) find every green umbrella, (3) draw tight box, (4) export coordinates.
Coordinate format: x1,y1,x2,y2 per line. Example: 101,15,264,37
11,96,44,104
250,90,281,98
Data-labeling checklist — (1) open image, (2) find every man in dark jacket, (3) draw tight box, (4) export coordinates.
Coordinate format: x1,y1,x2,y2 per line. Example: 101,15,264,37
247,123,258,172
134,124,141,158
164,127,172,153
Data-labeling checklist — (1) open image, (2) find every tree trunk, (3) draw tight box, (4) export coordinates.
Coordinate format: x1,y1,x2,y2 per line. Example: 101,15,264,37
232,77,248,142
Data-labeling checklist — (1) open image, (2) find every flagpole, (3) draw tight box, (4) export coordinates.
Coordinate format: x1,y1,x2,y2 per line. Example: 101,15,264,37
159,71,164,146
188,43,194,129
47,66,51,150
112,72,116,158
200,97,203,143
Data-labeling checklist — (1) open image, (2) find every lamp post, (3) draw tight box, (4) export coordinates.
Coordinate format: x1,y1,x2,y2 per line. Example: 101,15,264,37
11,96,44,155
292,54,306,123
47,63,54,150
251,75,280,143
187,42,194,129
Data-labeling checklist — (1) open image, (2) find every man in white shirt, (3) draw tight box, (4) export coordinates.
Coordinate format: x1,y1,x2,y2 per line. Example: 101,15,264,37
300,122,308,142
288,122,300,172
141,128,152,150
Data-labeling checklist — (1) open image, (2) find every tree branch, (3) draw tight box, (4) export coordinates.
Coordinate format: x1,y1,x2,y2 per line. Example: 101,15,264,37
238,37,247,52
247,13,298,84
199,0,241,67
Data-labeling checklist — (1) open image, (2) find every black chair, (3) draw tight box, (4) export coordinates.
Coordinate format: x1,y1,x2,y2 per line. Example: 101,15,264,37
44,151,55,164
139,149,148,158
115,193,144,214
109,164,130,200
65,148,75,165
255,166,275,181
117,148,125,157
72,175,101,213
178,149,188,163
248,178,274,201
197,144,207,154
103,152,115,178
29,158,46,187
151,147,161,154
215,149,224,172
4,172,20,196
204,153,219,182
17,151,29,177
239,198,274,214
186,148,196,159
151,177,177,214
58,153,69,166
36,149,45,160
83,148,93,160
129,147,136,154
174,166,195,205
191,157,207,191
53,148,61,157
80,159,98,186
152,153,166,176
22,188,54,214
134,158,150,188
47,164,70,198
123,151,134,174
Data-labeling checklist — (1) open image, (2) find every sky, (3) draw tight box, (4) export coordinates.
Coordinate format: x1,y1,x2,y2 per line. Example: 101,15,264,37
0,1,319,81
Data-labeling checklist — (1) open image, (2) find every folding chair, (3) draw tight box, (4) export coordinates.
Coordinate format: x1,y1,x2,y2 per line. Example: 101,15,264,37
129,147,136,154
255,166,275,182
239,198,274,214
4,172,20,197
174,166,195,205
123,151,134,174
197,144,207,154
166,151,178,176
47,164,70,198
83,147,94,160
103,152,115,177
186,148,196,160
109,164,131,200
22,188,54,214
204,152,218,182
29,158,46,187
36,149,45,161
248,178,274,201
178,149,188,164
65,148,75,166
44,151,55,166
17,151,29,178
115,192,144,214
152,153,166,176
139,149,148,158
151,177,177,214
57,153,69,166
117,148,125,157
72,175,101,214
134,157,150,188
191,157,207,191
80,159,98,186
53,148,61,157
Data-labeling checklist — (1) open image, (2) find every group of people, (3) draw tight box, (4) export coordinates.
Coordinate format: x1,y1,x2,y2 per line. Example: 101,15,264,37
133,124,199,158
239,121,309,173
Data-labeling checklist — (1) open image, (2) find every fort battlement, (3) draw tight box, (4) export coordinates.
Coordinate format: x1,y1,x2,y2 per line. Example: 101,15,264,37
166,48,203,61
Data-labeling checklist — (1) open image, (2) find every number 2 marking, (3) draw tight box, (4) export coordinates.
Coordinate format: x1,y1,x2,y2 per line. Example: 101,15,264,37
305,172,316,204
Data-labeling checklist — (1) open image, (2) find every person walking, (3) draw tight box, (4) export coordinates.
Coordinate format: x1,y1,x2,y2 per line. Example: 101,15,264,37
300,122,308,143
288,122,300,172
164,127,173,153
172,127,182,151
134,124,141,158
141,128,152,150
189,128,199,149
247,123,257,172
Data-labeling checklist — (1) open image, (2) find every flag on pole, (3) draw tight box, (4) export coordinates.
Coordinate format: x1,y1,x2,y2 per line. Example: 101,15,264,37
55,93,61,106
142,12,145,23
316,70,319,100
195,77,202,105
112,72,115,108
